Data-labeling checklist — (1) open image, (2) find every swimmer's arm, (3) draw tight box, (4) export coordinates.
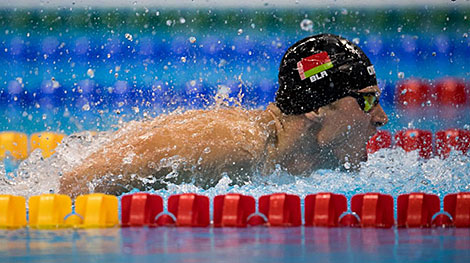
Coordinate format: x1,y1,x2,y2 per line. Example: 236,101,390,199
59,121,163,197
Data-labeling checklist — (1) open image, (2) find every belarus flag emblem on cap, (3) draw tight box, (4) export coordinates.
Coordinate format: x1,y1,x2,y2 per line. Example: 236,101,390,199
297,51,333,80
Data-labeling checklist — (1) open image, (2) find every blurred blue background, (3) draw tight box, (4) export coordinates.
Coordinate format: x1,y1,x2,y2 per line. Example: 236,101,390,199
0,2,469,133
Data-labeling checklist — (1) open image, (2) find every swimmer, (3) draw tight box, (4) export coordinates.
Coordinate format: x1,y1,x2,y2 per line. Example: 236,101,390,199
59,33,388,197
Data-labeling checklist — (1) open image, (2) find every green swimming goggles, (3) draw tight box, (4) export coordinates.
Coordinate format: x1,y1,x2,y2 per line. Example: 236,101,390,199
349,92,380,113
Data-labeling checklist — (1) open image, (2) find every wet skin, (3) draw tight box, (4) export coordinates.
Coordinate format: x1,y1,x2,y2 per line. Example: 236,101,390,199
315,85,389,169
58,85,388,197
265,85,388,174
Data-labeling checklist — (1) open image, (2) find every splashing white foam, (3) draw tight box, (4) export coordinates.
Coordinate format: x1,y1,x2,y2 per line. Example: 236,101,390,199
0,131,112,199
1,134,469,201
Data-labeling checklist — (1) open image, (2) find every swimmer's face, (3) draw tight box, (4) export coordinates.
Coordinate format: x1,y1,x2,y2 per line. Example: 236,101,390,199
315,85,388,169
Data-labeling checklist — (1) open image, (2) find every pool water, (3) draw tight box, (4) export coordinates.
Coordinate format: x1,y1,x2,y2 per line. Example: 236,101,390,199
1,6,470,263
1,227,469,263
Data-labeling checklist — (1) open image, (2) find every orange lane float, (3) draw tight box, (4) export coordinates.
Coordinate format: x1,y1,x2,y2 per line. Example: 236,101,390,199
73,193,119,228
2,192,470,229
28,194,72,229
0,195,26,229
30,132,65,158
0,132,28,160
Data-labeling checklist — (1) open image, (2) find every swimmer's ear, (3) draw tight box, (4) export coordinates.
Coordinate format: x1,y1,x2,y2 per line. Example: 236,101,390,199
304,108,326,123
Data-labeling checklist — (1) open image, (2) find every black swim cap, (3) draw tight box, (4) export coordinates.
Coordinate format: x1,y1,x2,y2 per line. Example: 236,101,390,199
276,33,377,115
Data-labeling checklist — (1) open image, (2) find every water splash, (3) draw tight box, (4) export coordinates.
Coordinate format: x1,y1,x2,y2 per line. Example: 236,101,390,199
3,137,469,202
0,131,112,199
147,148,470,202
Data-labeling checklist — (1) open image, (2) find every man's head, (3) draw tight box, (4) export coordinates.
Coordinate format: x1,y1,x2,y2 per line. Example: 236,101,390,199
276,33,378,114
275,33,388,169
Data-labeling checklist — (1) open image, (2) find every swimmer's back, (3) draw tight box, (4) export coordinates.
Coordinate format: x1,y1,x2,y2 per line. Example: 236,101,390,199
60,106,276,196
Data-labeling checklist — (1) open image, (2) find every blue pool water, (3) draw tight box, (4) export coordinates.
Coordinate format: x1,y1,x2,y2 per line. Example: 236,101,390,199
1,6,470,263
1,227,470,263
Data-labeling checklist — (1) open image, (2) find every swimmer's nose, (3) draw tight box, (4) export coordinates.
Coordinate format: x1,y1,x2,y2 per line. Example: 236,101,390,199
370,104,388,127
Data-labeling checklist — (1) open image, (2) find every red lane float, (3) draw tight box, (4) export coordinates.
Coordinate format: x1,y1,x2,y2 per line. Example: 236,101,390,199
444,192,470,228
396,78,432,109
258,193,301,227
213,194,256,227
350,193,394,228
165,193,210,227
367,130,392,154
304,193,347,227
397,193,440,228
394,129,433,158
121,193,163,227
435,129,470,158
435,78,467,107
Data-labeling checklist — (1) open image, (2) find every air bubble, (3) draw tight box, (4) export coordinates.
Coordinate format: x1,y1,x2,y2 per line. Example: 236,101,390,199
189,36,196,43
125,33,133,41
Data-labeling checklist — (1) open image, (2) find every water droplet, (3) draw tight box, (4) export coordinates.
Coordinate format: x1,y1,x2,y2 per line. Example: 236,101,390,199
237,29,243,35
125,33,133,41
463,33,468,38
166,20,173,26
300,19,313,32
352,38,360,44
179,17,186,24
52,79,60,89
189,36,196,43
181,57,186,63
398,72,405,79
432,52,437,56
87,68,95,78
82,103,90,111
203,147,211,154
